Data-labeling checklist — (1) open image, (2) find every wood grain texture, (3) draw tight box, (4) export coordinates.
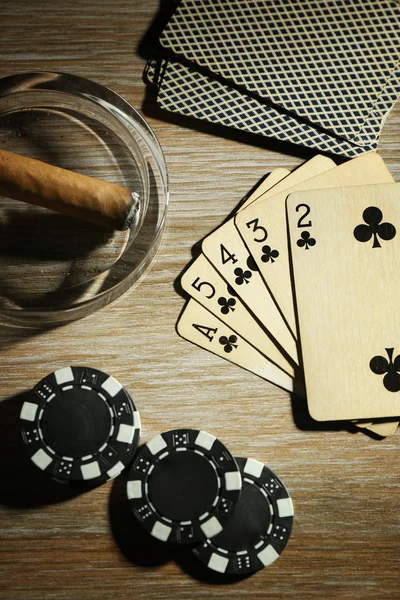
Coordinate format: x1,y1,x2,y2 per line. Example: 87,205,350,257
0,2,399,599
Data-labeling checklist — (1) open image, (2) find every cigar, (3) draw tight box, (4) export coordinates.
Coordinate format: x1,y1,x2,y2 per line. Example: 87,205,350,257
0,148,140,230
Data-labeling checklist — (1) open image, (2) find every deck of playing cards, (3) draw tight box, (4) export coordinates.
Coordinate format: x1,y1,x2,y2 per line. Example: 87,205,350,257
176,152,400,438
144,0,400,157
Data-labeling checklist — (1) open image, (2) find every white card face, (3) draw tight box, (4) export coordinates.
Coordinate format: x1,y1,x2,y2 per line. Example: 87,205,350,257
361,420,398,437
355,419,398,437
249,156,336,209
235,152,394,337
180,254,295,377
177,299,304,396
202,218,300,363
287,182,400,421
180,168,294,377
201,155,335,366
240,167,291,210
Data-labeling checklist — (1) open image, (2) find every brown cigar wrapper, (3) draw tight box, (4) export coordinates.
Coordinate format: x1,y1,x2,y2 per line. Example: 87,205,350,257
0,149,138,230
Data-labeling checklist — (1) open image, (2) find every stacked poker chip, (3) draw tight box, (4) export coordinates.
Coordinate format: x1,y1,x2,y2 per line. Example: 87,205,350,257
126,429,294,576
19,371,293,577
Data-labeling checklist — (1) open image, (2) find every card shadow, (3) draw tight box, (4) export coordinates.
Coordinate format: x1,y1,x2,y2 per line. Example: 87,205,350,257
290,393,348,433
137,0,181,60
290,392,396,438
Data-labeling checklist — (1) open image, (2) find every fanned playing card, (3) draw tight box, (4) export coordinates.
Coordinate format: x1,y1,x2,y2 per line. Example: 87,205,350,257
181,254,295,378
181,161,340,389
235,152,394,336
201,155,335,365
174,152,398,436
154,58,376,159
160,0,400,140
287,183,400,421
176,298,303,396
180,168,296,379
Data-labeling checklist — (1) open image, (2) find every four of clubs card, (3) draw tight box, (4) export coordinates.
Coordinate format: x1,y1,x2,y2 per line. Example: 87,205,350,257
177,153,400,437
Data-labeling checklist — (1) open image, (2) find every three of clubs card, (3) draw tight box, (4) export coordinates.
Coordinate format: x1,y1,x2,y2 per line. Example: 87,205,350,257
176,153,400,437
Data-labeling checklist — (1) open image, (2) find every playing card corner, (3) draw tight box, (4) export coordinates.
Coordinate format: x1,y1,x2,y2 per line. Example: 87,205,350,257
307,402,329,423
285,190,307,212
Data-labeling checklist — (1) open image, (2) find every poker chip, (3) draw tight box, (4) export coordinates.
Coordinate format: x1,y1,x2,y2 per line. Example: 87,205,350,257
126,429,242,544
192,457,294,575
20,366,141,484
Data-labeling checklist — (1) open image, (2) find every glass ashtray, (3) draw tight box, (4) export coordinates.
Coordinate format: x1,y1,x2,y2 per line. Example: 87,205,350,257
0,72,168,327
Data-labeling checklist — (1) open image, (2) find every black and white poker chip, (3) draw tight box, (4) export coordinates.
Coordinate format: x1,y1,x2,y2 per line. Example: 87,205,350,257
126,429,242,544
192,457,294,575
20,366,141,483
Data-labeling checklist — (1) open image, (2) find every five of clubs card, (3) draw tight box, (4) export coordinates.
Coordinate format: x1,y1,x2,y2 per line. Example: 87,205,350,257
176,152,400,437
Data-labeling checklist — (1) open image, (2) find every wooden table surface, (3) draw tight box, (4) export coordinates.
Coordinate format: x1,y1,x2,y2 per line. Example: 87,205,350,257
1,2,399,599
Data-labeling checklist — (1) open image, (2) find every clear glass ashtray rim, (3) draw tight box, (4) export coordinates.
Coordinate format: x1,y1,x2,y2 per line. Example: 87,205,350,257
0,71,169,327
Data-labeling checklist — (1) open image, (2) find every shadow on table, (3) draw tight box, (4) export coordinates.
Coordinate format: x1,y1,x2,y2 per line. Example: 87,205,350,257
174,551,251,586
0,323,44,352
0,391,93,508
109,465,177,568
137,0,180,60
291,393,347,432
290,393,391,439
109,463,248,584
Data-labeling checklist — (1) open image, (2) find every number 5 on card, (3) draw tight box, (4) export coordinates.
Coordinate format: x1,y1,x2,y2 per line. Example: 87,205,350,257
202,155,335,365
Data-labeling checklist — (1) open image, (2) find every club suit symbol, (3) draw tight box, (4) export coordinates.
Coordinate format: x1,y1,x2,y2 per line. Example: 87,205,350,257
370,348,400,392
297,231,316,250
261,244,279,263
234,267,252,285
219,335,238,353
354,207,396,248
217,296,236,314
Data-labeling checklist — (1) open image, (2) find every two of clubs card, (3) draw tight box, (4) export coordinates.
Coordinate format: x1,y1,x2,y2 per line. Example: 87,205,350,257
176,152,400,438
